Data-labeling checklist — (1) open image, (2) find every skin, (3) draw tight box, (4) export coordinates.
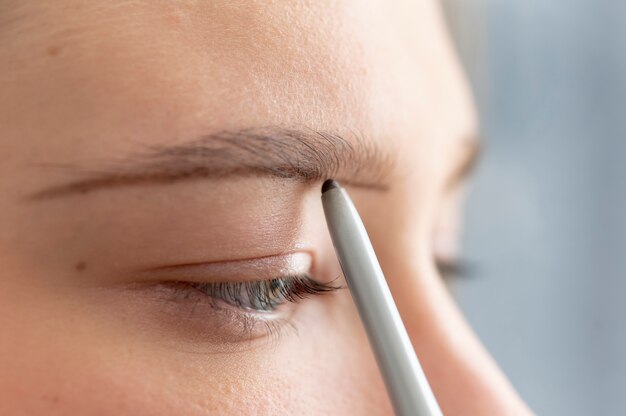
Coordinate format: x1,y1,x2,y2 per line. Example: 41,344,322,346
0,1,532,415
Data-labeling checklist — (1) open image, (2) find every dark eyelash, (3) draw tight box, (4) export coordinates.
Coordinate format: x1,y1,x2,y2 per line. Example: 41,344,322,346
185,274,342,312
435,258,474,280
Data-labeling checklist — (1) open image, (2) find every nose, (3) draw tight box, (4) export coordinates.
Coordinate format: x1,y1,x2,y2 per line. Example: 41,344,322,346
381,250,532,415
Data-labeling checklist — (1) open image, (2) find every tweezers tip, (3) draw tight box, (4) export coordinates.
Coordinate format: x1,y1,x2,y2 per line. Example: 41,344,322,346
322,179,340,194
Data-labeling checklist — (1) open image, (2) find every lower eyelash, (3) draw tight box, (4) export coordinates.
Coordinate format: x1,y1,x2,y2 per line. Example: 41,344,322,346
154,275,341,345
256,317,297,345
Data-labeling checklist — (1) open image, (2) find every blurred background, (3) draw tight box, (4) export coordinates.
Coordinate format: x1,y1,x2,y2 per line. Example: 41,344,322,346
442,1,626,414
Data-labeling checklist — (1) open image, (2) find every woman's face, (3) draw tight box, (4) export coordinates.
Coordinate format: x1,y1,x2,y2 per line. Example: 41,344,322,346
0,1,528,415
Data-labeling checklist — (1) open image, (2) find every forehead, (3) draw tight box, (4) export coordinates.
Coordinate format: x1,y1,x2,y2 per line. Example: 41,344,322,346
0,0,474,182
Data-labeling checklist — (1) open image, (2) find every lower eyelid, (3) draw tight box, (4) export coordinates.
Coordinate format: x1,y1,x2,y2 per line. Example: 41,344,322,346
82,273,336,354
141,282,299,346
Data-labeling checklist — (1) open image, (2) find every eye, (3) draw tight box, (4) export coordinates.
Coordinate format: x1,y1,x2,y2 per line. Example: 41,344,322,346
133,274,342,349
181,274,340,313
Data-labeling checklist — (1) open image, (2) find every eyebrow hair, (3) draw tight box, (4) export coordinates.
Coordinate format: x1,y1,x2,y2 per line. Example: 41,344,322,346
29,126,396,199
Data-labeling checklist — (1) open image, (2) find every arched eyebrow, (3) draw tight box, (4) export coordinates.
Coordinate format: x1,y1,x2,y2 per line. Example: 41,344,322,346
28,126,396,199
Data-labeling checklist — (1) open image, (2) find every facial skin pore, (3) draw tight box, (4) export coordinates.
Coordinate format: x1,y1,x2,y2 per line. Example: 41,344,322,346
0,1,531,415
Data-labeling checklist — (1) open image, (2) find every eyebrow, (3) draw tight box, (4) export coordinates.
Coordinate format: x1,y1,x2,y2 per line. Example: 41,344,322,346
29,126,396,199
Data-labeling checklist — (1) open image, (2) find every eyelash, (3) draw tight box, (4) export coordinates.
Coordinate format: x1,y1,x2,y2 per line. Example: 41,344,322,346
121,273,344,349
435,258,471,280
183,274,341,313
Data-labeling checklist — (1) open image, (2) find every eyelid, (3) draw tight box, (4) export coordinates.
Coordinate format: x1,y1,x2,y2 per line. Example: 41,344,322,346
136,252,314,283
135,273,340,348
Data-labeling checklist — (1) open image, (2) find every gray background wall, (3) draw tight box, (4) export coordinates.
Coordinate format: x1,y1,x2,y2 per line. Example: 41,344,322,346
442,1,626,415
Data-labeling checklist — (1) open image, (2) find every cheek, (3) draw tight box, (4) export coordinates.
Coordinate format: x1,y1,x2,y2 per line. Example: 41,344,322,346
0,287,391,416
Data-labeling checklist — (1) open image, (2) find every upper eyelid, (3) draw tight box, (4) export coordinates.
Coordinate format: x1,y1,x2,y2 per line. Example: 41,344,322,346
134,252,314,284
